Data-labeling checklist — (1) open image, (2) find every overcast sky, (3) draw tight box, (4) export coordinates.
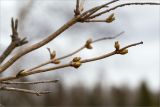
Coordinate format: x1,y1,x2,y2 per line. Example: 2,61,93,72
0,0,159,91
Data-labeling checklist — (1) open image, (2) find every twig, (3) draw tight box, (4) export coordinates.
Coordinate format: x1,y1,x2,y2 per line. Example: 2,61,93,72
74,0,85,16
0,41,143,82
27,31,124,71
93,31,124,42
89,2,160,19
81,41,143,62
0,86,51,96
0,79,58,85
0,16,80,73
80,0,119,21
79,0,85,11
74,0,80,16
29,41,143,75
76,0,80,9
58,31,124,59
0,18,28,64
83,19,109,23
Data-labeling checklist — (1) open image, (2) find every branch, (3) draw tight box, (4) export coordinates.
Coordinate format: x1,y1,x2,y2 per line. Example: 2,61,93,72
83,19,108,23
74,0,80,16
0,41,143,82
80,0,119,21
74,0,86,16
0,79,58,85
89,2,160,19
0,1,159,74
0,17,80,73
1,1,158,73
25,31,124,72
0,18,28,64
0,86,51,96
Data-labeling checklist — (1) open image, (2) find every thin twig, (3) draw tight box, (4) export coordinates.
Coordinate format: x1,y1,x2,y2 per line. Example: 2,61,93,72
0,79,58,85
81,0,119,16
76,0,80,11
80,0,119,21
93,31,124,42
79,0,85,12
81,41,143,63
89,2,160,19
29,41,143,75
27,31,124,71
0,41,142,82
57,32,124,60
0,86,51,96
84,19,117,23
74,0,80,16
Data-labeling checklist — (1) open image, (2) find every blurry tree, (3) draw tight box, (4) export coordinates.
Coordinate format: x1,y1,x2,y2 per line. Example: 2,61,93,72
111,87,128,106
135,81,153,106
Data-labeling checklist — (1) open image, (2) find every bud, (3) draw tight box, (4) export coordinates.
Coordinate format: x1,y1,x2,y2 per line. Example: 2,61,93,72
50,51,56,59
85,38,93,49
16,70,28,77
52,59,61,64
73,57,81,62
114,41,120,50
119,49,128,55
47,48,56,59
71,61,81,68
106,13,115,23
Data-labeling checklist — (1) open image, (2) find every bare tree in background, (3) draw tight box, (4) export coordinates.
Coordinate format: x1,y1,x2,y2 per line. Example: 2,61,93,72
0,0,159,96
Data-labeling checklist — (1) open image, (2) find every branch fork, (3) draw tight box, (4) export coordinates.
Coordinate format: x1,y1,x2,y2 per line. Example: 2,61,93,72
11,18,28,46
0,18,28,64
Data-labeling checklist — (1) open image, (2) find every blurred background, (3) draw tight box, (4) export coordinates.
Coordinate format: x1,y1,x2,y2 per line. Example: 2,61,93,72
0,0,159,106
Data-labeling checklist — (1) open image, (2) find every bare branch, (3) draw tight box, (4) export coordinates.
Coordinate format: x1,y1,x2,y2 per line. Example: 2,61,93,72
26,31,124,72
80,0,119,21
81,41,143,63
0,41,142,82
0,18,28,64
84,13,116,23
0,1,158,97
0,79,58,85
79,0,85,12
74,0,85,16
0,86,51,96
89,2,160,19
74,0,80,16
0,17,80,73
93,31,124,42
0,1,159,73
83,19,107,23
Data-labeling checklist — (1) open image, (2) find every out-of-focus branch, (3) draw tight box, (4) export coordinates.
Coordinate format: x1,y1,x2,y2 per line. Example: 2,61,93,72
0,41,143,82
0,18,28,64
0,86,51,96
0,79,58,85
